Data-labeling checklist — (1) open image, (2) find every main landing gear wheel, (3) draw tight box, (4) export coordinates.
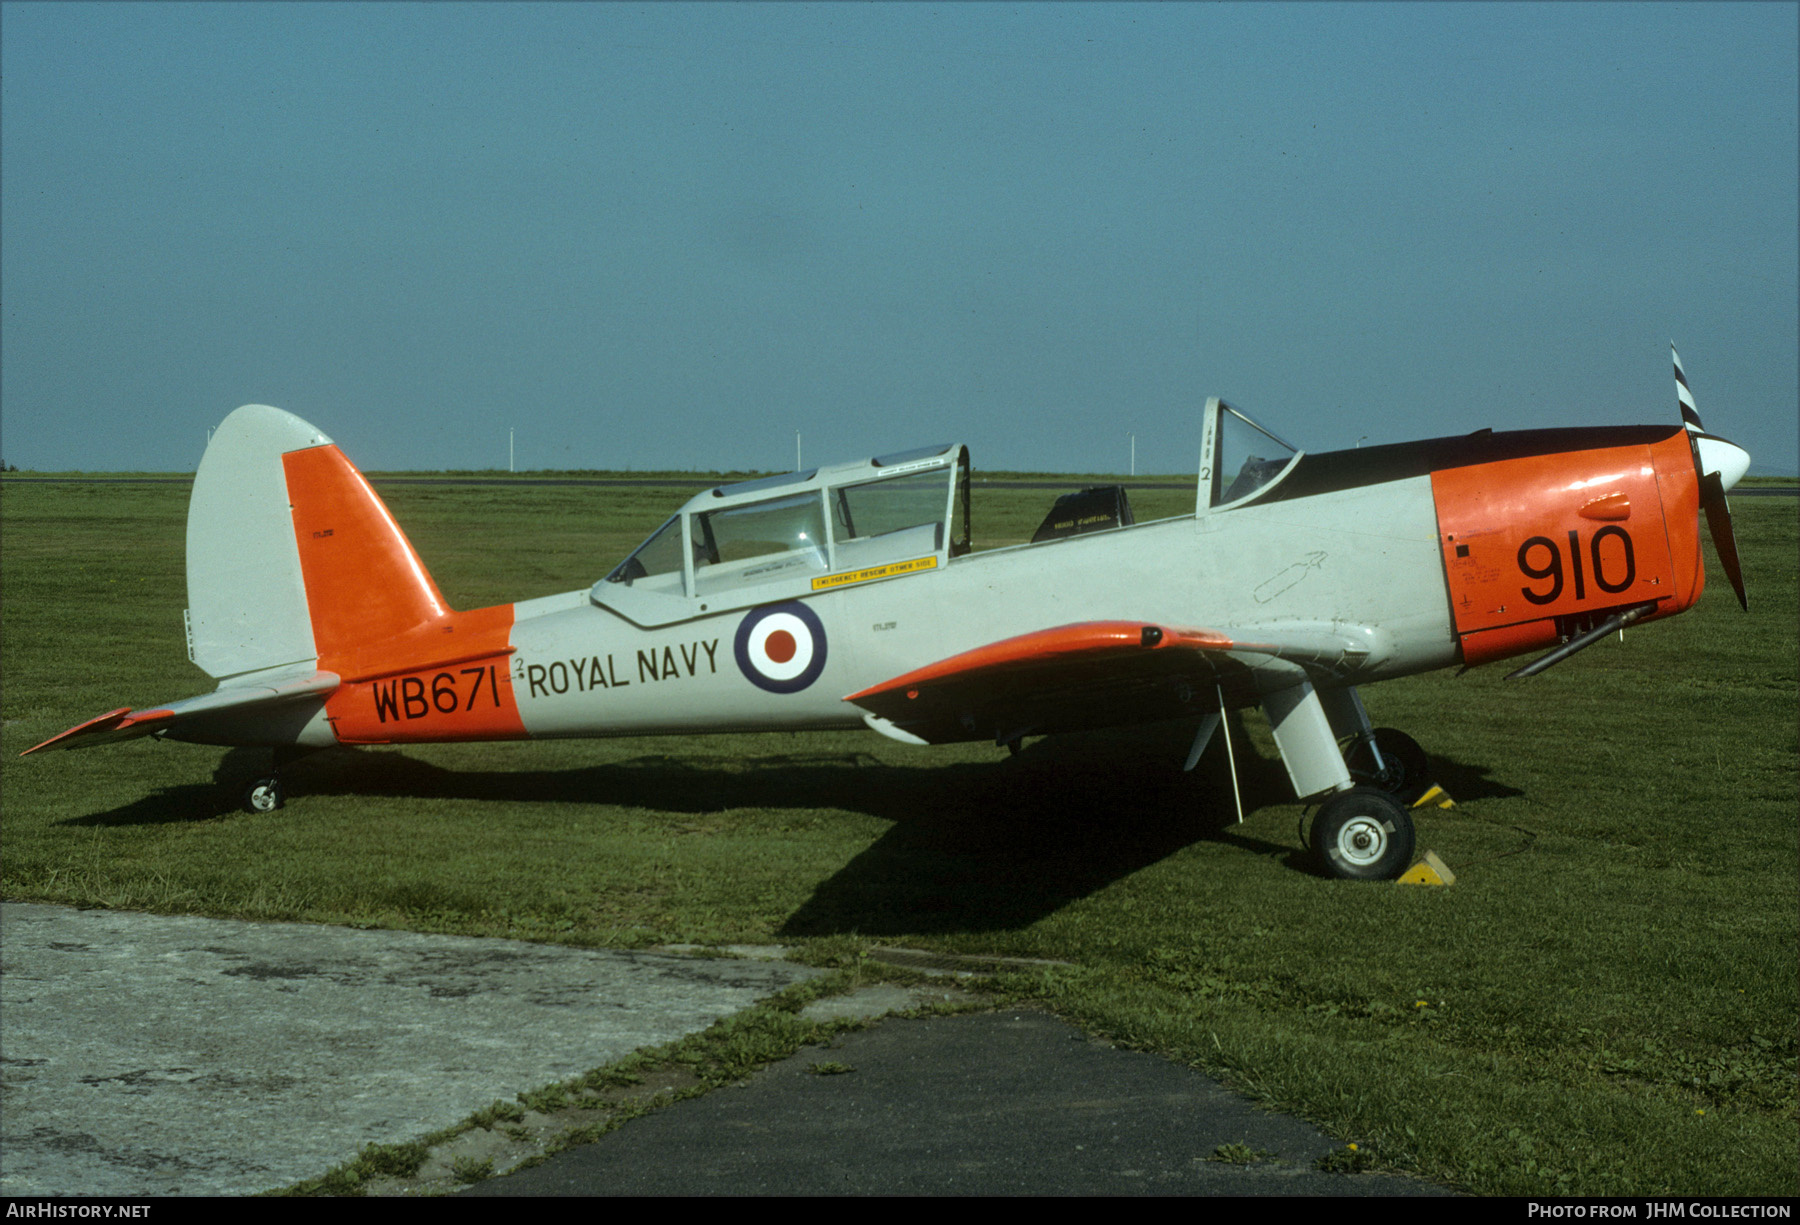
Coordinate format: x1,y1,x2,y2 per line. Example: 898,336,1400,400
243,777,285,814
1312,787,1415,881
1346,728,1429,801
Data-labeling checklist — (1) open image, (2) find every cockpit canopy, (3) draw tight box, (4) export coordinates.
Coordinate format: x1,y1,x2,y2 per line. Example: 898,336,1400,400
594,398,1299,627
597,443,970,625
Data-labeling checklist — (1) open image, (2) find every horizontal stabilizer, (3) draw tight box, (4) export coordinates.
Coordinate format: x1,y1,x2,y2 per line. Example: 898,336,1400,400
19,706,176,755
21,671,340,756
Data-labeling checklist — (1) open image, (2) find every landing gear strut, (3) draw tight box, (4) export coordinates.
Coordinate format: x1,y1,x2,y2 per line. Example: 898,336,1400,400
1311,787,1415,880
1345,727,1429,801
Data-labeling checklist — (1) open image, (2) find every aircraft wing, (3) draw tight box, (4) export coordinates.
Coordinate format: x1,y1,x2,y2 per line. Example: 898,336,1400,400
20,670,340,755
845,619,1372,746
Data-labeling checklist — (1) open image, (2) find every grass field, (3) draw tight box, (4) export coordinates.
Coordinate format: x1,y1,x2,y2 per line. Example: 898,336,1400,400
2,474,1794,1196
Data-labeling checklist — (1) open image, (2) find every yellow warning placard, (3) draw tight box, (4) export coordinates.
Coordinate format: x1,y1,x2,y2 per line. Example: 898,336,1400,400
811,555,938,591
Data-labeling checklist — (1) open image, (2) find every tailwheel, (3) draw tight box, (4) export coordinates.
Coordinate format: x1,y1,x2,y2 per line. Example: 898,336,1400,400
243,776,285,814
1312,787,1415,880
1345,727,1429,801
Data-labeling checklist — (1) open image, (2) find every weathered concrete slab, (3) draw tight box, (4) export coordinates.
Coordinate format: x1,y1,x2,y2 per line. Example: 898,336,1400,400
0,903,820,1196
470,1008,1457,1196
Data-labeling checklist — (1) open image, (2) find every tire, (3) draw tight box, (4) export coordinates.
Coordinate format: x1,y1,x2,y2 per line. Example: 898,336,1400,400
1345,728,1429,800
1312,787,1415,880
244,777,285,814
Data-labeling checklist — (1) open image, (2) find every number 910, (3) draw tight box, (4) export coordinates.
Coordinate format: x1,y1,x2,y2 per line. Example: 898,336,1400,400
1518,527,1636,605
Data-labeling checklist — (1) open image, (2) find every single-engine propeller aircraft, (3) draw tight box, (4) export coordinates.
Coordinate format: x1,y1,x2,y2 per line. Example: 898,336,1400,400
25,348,1750,879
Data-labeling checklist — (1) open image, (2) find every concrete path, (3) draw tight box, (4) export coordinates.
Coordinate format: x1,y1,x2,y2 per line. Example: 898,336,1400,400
0,903,819,1196
469,1007,1453,1196
2,903,1453,1197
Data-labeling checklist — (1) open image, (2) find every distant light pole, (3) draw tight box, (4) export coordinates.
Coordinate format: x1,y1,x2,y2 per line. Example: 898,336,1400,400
1130,433,1136,477
509,429,515,473
795,429,802,471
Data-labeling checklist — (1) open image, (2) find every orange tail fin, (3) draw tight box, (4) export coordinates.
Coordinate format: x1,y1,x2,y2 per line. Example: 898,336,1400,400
282,444,450,664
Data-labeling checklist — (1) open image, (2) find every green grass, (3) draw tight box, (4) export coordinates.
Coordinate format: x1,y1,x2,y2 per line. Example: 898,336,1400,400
2,477,1794,1196
1208,1142,1277,1164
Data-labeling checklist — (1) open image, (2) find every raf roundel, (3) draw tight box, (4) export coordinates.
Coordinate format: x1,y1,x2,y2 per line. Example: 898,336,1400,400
734,602,828,694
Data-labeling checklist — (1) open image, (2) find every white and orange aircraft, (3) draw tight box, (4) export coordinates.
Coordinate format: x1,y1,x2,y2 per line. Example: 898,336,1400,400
24,348,1750,879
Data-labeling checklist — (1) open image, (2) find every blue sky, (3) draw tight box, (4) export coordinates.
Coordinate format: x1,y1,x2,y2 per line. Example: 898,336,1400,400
3,2,1795,474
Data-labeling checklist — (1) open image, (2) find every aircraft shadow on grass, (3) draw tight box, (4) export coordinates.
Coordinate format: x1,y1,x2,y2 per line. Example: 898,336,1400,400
62,717,1522,933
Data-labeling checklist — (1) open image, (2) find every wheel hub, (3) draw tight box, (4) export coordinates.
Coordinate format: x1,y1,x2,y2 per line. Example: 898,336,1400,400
1336,816,1387,867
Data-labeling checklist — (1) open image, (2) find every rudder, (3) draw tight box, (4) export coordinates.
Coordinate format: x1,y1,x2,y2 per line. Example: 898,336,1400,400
282,443,449,665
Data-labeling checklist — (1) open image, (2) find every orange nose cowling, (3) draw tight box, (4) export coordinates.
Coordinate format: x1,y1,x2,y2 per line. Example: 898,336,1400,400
1431,429,1698,668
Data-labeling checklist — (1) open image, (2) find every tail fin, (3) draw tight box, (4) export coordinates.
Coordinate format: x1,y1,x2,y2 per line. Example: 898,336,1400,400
187,405,450,681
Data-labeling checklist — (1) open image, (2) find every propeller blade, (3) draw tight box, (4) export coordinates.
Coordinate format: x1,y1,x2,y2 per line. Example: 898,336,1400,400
1699,470,1749,611
1672,344,1750,612
1673,343,1704,431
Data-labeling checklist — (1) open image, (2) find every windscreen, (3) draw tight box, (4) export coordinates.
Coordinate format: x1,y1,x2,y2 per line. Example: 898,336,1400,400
605,515,683,588
1214,407,1299,506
